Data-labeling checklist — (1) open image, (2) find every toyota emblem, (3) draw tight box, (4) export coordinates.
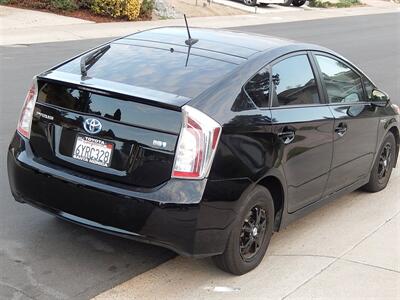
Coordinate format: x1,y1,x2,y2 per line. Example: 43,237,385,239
83,118,102,135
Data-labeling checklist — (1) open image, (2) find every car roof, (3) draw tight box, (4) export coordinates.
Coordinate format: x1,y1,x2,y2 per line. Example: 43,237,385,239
121,27,294,60
53,28,297,101
48,27,332,108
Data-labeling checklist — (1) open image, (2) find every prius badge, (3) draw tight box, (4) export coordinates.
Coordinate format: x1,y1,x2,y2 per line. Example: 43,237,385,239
83,118,102,135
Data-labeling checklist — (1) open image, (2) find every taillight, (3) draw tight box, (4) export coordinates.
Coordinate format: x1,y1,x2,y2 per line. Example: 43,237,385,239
17,78,38,139
172,105,221,179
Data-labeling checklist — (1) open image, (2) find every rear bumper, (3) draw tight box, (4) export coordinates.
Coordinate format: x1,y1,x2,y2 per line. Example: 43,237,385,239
7,133,238,257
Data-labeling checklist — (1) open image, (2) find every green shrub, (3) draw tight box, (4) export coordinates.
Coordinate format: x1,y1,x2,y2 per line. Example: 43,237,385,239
91,0,122,18
308,0,329,7
91,0,140,20
4,0,52,9
335,0,360,7
76,0,93,8
308,0,360,7
51,0,78,10
124,0,140,20
2,0,144,19
2,0,78,10
140,0,154,18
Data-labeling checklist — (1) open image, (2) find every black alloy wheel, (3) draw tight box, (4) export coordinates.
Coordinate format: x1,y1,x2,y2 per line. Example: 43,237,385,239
212,186,275,275
363,132,396,192
240,206,268,261
377,143,393,183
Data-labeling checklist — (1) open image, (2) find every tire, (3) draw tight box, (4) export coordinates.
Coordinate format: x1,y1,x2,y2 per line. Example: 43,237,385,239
243,0,257,6
212,186,275,275
363,132,396,192
292,0,306,6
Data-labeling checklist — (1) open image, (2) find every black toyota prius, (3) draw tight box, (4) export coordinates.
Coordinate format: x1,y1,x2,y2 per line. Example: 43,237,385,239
8,26,400,275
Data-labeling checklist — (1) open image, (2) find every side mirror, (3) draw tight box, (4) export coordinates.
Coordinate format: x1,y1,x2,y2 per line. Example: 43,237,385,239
371,89,390,107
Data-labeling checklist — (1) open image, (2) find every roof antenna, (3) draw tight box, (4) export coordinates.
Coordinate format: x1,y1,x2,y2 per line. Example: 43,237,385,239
184,14,198,47
185,43,192,68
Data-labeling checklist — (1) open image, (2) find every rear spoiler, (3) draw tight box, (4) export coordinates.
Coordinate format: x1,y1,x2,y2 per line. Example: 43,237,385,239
37,70,191,111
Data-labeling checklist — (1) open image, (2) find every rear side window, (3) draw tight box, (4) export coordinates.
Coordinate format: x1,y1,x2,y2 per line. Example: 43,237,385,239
244,67,270,108
271,55,320,107
315,55,364,104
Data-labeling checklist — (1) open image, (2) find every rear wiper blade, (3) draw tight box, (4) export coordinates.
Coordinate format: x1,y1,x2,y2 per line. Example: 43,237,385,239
80,44,111,77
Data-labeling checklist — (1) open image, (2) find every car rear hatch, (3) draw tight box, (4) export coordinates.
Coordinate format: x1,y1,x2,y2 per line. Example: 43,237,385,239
29,36,244,188
31,72,186,188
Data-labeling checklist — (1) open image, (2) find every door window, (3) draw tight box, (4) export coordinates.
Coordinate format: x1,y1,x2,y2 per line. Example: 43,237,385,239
271,55,320,107
315,55,364,104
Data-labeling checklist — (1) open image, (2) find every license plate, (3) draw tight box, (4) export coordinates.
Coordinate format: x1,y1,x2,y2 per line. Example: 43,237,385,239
72,135,113,167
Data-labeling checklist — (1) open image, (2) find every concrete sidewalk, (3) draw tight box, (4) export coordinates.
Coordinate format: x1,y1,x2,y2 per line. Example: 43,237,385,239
1,3,399,46
0,5,92,30
94,164,400,300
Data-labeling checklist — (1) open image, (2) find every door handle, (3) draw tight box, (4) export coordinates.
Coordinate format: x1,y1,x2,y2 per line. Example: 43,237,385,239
278,127,296,145
335,122,348,137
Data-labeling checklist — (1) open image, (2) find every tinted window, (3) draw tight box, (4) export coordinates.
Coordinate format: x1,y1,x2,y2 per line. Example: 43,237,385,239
244,67,270,108
272,55,320,107
57,43,238,98
316,55,363,104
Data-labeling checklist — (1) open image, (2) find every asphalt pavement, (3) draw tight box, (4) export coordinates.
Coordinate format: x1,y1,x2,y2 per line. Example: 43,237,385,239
0,12,399,300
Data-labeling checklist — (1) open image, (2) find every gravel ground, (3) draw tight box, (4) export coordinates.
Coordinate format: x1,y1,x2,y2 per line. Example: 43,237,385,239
158,0,247,18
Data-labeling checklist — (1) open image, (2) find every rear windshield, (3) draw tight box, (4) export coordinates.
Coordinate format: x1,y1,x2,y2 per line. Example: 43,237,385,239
57,43,238,98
